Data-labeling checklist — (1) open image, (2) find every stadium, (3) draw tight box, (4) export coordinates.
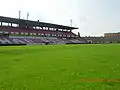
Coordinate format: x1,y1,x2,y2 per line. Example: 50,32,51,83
0,15,120,90
0,16,87,46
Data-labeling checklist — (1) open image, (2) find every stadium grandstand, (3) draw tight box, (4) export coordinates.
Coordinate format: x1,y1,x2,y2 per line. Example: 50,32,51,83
0,16,87,46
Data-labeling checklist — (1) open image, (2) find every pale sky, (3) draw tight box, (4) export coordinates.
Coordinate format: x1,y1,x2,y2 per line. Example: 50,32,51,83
0,0,120,36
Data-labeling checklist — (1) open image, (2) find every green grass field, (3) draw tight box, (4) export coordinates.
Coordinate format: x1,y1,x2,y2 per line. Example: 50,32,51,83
0,44,120,90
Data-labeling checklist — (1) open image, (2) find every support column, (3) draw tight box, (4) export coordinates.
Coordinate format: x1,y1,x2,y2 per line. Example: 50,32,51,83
11,23,12,27
1,22,2,26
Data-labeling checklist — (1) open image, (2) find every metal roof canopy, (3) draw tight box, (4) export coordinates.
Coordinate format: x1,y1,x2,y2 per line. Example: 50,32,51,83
0,16,78,30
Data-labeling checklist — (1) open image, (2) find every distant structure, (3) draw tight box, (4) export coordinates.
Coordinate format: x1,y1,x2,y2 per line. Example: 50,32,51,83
82,36,104,44
81,32,120,44
104,32,120,43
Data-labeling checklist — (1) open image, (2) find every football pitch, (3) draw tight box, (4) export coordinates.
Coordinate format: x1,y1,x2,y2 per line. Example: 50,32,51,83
0,44,120,90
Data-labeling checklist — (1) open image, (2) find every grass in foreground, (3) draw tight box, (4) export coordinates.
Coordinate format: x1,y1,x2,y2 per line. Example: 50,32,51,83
0,44,120,90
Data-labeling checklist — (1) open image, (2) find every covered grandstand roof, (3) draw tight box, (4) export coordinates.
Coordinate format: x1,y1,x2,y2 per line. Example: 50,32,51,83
0,16,78,30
